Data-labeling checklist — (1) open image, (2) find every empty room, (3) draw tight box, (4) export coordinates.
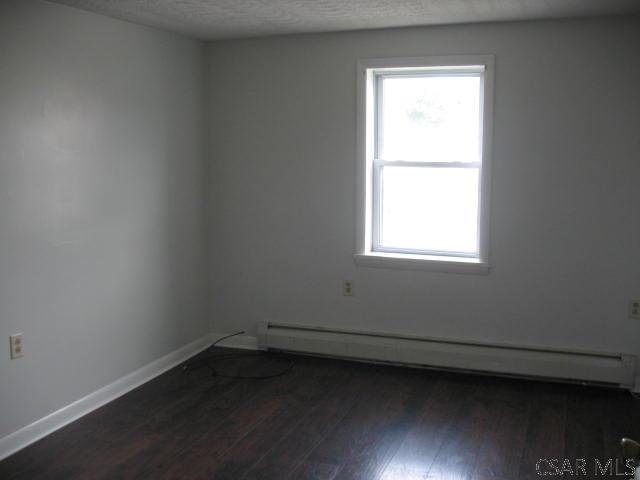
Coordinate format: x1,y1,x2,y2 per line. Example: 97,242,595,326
1,0,640,478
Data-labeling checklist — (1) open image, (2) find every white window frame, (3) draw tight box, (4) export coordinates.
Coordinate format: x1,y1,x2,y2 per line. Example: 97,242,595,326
354,55,494,274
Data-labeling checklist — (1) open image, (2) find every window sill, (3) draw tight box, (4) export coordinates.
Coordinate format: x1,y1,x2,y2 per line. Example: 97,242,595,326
353,252,490,275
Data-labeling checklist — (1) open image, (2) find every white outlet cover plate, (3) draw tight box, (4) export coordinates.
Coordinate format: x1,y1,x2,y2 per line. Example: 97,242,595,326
10,333,23,359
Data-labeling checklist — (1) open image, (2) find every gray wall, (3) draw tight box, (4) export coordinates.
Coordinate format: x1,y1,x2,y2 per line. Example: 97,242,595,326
208,17,640,363
0,0,210,438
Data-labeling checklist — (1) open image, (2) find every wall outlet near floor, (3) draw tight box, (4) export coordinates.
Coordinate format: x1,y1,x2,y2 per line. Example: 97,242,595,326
10,333,24,359
343,280,354,296
631,299,640,319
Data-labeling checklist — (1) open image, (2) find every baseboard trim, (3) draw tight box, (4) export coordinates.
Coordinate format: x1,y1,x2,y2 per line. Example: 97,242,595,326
0,333,214,461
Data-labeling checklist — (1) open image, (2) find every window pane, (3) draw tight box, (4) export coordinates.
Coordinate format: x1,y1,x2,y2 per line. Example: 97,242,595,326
379,166,479,254
379,75,481,162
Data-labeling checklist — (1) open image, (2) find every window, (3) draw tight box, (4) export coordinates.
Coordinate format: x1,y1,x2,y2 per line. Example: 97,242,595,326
355,56,494,273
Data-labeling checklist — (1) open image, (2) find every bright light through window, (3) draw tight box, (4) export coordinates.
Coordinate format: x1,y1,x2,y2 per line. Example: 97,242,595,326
375,71,482,256
357,57,493,268
380,75,481,163
380,166,479,254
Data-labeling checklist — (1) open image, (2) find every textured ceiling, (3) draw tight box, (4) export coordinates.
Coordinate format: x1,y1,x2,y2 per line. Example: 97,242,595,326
49,0,640,40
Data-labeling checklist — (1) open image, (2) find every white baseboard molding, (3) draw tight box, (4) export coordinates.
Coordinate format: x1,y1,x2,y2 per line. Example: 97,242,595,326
0,333,214,461
212,332,259,351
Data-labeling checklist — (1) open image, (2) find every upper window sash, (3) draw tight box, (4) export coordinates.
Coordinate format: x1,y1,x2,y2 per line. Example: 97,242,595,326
373,68,485,164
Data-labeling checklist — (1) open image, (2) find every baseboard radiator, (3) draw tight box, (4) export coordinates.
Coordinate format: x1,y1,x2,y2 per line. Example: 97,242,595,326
257,321,636,388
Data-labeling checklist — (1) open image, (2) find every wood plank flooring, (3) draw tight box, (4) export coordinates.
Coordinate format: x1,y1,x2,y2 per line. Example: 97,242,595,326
2,348,639,479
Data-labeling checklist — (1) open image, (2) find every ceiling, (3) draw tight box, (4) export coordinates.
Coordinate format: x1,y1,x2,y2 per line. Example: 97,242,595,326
49,0,640,40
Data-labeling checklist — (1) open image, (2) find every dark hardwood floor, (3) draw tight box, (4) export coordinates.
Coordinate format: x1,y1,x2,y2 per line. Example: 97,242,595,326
2,347,639,479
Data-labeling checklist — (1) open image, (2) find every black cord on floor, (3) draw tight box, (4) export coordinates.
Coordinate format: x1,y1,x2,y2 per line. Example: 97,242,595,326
182,331,294,381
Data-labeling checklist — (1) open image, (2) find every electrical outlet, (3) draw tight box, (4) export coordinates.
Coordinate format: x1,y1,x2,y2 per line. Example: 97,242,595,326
343,280,354,297
631,299,640,319
10,333,23,359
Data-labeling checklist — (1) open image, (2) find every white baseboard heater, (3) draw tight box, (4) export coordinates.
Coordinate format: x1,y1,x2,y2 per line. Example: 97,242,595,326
257,321,636,389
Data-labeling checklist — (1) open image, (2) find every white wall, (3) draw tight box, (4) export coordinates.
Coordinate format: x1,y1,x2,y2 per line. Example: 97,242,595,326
208,17,640,361
0,0,210,438
1,2,639,443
